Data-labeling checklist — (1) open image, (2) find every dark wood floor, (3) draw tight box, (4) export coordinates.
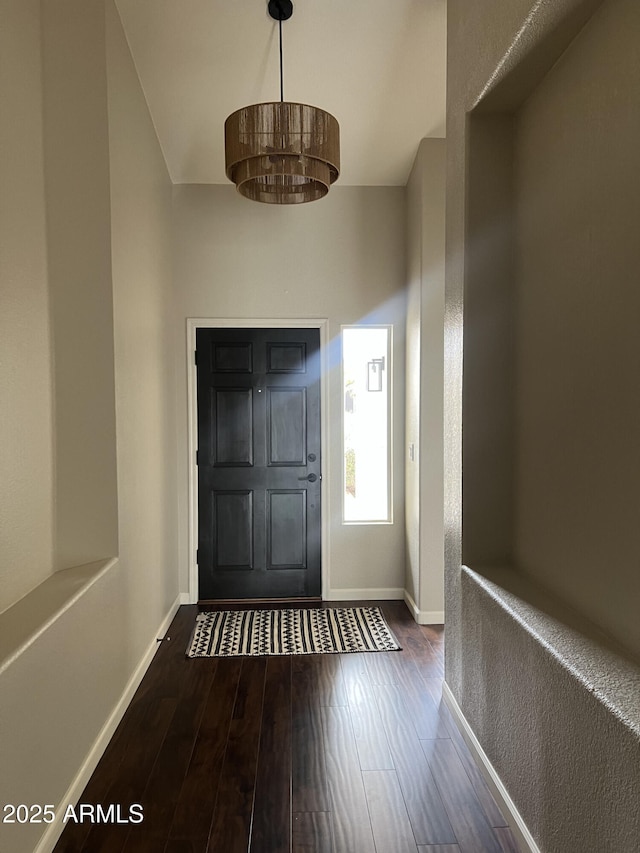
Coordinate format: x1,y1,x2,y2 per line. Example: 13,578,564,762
54,601,520,853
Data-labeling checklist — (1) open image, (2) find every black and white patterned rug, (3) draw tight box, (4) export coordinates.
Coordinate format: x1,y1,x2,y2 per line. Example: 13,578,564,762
187,606,401,657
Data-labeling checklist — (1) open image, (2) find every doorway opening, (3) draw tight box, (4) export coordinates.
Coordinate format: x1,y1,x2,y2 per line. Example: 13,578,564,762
186,319,329,603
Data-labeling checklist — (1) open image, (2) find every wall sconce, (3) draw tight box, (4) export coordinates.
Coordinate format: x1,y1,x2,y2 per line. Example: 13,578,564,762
367,357,385,392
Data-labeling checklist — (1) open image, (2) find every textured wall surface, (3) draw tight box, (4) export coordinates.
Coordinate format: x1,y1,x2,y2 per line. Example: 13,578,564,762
445,0,640,850
460,567,640,853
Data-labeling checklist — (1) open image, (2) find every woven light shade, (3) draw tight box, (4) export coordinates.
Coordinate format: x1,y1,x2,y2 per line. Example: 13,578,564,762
225,102,340,204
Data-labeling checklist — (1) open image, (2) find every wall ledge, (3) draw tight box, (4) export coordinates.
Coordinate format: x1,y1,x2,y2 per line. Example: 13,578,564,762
463,565,640,740
0,558,117,676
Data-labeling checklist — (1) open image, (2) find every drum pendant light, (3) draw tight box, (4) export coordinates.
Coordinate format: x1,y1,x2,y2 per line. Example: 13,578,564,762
224,0,340,204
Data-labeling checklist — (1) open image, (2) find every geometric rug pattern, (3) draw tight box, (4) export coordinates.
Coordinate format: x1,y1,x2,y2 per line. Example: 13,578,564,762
186,606,401,657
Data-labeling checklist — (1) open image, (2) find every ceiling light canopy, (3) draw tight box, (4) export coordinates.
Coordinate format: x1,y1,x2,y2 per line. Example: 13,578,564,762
224,0,340,204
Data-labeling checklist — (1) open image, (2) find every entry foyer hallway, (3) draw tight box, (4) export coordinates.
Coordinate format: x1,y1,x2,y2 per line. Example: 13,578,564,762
54,601,520,852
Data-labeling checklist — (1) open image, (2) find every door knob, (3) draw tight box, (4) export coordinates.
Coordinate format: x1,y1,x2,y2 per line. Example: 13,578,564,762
298,473,317,482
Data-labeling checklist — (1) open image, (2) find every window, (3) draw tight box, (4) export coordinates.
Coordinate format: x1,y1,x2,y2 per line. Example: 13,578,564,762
342,326,392,523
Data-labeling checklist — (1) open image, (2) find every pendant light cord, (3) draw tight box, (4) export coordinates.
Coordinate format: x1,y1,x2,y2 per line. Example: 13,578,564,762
279,17,284,102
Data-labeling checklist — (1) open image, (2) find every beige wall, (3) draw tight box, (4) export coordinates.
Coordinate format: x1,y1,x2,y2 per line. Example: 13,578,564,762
405,158,422,607
172,185,407,597
42,0,119,571
461,114,516,567
457,0,640,658
0,3,178,851
405,139,446,621
446,0,640,849
513,0,640,658
0,0,55,612
107,0,179,656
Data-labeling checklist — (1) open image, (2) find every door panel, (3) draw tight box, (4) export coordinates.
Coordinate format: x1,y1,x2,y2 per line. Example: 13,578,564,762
197,327,321,600
213,342,253,373
268,388,306,465
267,490,306,569
214,491,253,568
267,342,306,372
213,389,253,465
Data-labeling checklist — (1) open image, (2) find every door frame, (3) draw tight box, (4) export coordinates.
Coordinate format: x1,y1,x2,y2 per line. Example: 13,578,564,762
186,317,330,604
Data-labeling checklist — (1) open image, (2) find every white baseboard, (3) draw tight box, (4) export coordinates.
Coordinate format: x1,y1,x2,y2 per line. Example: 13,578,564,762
182,588,405,605
403,589,444,624
34,595,183,853
325,587,404,601
442,682,541,853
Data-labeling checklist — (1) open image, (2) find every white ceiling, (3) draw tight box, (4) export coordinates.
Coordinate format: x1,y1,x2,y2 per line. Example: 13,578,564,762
115,0,447,186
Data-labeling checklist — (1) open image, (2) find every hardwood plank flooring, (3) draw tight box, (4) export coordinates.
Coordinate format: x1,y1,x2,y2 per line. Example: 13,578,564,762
420,739,504,853
250,657,292,853
168,657,242,847
340,653,395,771
54,601,520,853
494,826,523,852
321,704,376,852
372,681,457,845
418,846,461,852
291,657,330,813
363,769,420,853
292,811,333,853
207,657,267,853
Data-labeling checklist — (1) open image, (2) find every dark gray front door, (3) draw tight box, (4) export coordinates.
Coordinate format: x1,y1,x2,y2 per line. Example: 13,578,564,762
196,327,321,600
